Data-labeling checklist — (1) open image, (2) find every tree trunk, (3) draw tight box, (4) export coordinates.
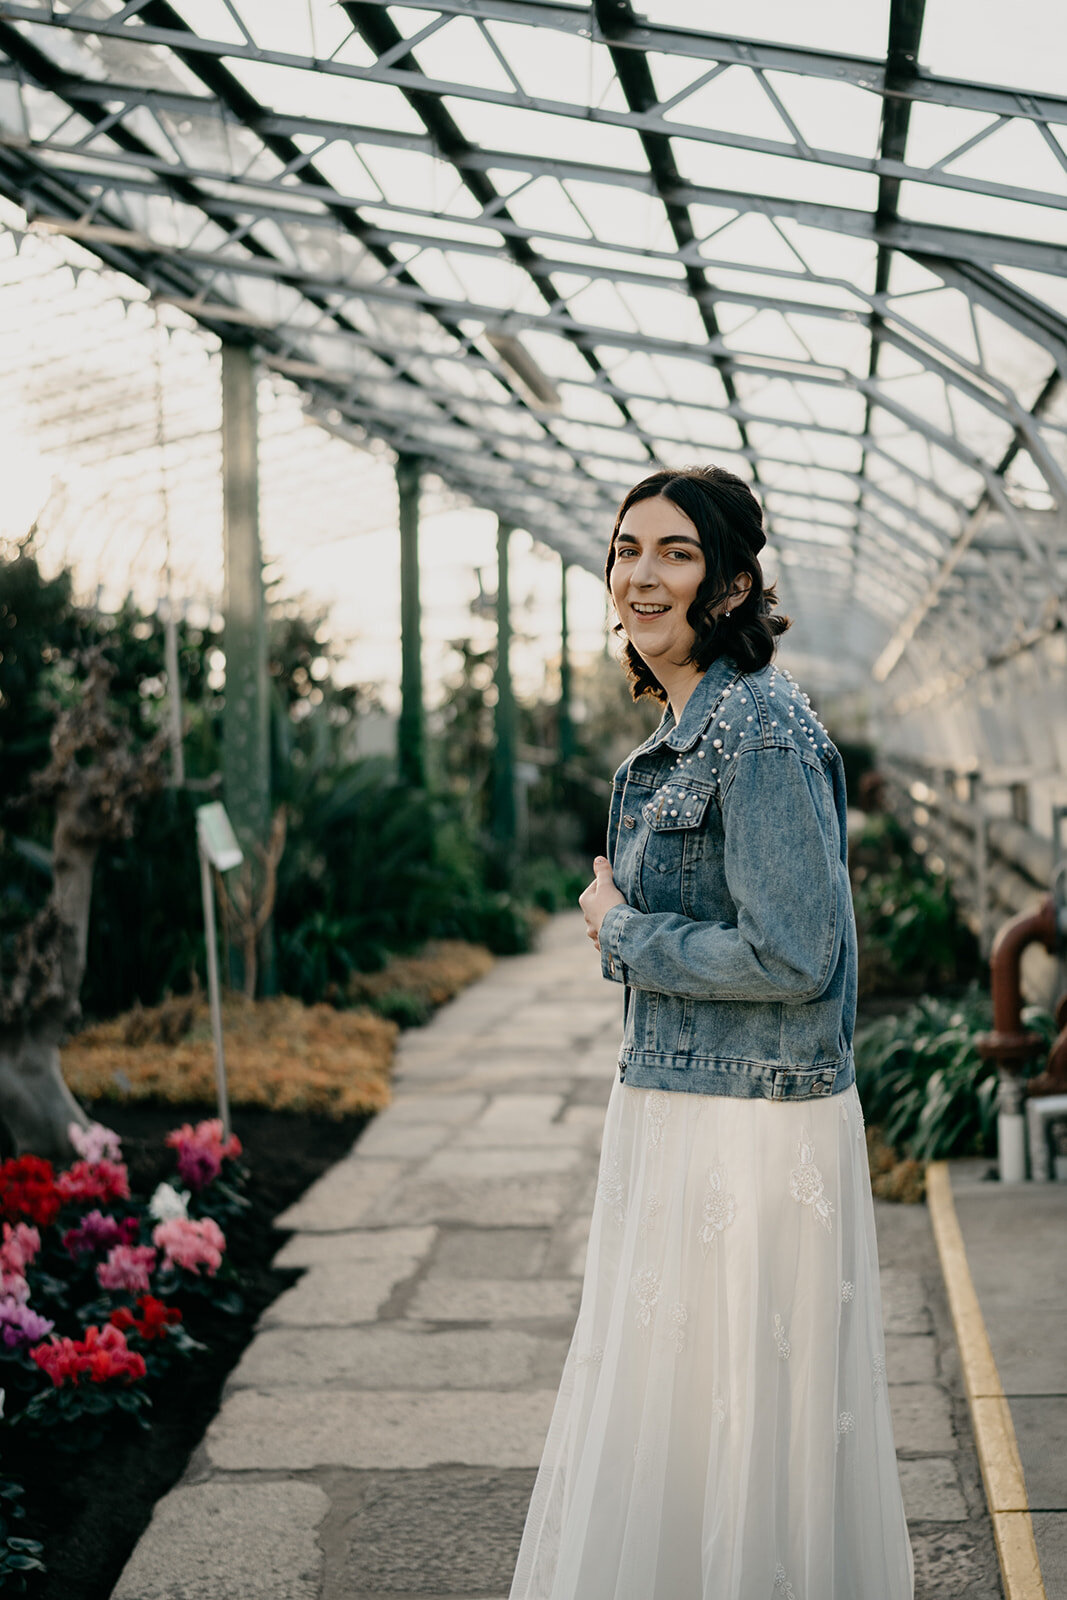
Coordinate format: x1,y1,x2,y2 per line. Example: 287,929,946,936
0,646,169,1156
0,1029,89,1160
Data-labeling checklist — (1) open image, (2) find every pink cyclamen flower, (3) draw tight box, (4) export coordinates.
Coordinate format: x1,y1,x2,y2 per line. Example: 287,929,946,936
0,1222,41,1277
62,1210,139,1259
96,1244,158,1294
0,1294,53,1351
68,1121,123,1165
165,1119,241,1192
0,1269,29,1305
152,1216,225,1277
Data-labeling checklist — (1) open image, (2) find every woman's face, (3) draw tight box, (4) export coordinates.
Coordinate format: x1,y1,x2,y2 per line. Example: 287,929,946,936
609,494,708,671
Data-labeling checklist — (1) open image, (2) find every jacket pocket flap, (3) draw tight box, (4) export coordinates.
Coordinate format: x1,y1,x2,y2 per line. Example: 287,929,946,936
642,787,713,831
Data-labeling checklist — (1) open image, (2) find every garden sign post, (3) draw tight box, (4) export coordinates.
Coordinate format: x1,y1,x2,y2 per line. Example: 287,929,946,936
196,803,243,1143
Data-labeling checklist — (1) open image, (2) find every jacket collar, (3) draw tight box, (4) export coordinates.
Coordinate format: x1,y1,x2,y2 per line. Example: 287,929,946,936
639,653,742,756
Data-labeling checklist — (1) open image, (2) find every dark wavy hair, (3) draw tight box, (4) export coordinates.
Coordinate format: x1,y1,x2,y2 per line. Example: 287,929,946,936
605,465,790,703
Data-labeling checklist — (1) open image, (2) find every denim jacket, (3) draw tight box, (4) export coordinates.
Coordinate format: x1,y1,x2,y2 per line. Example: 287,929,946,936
598,653,857,1101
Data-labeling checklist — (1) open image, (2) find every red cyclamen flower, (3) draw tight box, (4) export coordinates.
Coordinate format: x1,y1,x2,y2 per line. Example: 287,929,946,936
57,1159,131,1207
0,1156,61,1228
109,1295,182,1342
30,1323,147,1387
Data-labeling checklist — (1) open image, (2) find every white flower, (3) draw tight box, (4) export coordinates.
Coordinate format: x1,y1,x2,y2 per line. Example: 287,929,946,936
148,1181,191,1223
69,1120,122,1164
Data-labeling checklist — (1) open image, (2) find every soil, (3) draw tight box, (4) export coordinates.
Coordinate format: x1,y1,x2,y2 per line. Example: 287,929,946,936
14,1099,372,1600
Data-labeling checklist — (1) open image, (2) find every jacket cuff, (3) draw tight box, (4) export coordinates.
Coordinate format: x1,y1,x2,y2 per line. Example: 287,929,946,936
600,902,638,983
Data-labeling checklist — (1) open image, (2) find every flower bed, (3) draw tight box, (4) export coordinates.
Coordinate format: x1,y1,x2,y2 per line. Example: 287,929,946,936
0,1102,369,1598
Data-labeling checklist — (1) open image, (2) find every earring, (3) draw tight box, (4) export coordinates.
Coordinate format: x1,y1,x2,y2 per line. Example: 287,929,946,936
724,608,731,617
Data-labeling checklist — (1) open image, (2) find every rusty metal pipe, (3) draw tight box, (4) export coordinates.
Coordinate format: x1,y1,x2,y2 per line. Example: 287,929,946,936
976,895,1058,1070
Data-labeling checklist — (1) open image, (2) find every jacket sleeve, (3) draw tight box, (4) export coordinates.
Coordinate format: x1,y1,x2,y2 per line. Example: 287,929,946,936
598,741,845,1003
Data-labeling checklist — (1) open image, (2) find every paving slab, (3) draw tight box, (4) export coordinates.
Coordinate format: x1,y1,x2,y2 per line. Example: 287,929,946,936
272,1225,437,1271
260,1258,424,1327
880,1266,936,1334
204,1389,558,1471
274,1159,408,1232
357,1172,579,1228
909,1527,1001,1598
889,1383,957,1453
227,1326,554,1391
886,1333,939,1385
111,1481,328,1600
406,1277,581,1323
329,1468,538,1597
898,1457,970,1522
429,1228,550,1280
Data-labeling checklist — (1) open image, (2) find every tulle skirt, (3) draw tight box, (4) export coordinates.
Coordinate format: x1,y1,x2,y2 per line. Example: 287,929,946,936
509,1074,914,1600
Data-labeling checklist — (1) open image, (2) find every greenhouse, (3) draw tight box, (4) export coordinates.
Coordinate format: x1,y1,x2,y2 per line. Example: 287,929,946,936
0,3,1064,1598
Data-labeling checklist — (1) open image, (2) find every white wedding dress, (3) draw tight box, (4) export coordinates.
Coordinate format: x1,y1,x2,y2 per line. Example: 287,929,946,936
509,1074,915,1600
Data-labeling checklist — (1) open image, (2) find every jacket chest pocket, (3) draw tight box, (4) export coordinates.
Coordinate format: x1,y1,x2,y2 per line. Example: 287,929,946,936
638,785,714,917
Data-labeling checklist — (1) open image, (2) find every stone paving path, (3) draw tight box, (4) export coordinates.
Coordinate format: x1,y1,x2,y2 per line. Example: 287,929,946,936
111,909,1002,1600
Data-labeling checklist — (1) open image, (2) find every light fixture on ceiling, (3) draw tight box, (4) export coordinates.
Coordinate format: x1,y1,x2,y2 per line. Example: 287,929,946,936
480,327,560,411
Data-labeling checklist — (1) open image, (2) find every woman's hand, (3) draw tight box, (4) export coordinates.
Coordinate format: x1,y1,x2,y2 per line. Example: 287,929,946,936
579,856,626,952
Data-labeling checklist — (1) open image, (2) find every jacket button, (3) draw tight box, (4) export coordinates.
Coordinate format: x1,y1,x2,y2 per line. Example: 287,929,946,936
810,1080,828,1094
622,814,636,828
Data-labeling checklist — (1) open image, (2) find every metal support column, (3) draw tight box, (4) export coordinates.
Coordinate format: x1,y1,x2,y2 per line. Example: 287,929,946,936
492,517,517,851
397,452,425,789
559,555,575,766
220,342,273,994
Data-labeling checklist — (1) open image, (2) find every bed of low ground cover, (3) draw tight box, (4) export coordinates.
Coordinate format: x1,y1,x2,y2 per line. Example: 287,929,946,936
5,1102,368,1599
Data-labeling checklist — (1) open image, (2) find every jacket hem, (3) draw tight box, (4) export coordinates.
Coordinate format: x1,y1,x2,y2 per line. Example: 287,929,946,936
617,1047,856,1102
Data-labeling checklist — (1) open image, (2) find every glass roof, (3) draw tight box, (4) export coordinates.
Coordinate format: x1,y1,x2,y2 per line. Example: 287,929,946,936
0,0,1065,700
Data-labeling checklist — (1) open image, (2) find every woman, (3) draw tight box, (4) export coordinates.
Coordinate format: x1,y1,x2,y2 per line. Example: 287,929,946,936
508,466,914,1600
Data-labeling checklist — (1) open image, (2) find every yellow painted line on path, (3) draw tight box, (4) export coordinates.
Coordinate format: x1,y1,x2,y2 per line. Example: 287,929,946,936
925,1160,1046,1600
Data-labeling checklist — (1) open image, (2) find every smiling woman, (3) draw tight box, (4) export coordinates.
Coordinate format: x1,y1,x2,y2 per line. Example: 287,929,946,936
509,465,914,1600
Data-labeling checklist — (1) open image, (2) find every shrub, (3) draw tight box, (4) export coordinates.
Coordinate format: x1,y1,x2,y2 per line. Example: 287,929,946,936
854,987,1055,1162
850,814,981,995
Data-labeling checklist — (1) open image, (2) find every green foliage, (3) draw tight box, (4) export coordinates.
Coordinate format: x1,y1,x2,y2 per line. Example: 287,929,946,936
850,813,981,995
0,1480,45,1590
14,1380,151,1455
854,988,1054,1161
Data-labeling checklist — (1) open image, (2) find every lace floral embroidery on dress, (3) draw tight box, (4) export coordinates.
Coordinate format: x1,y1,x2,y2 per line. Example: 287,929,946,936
789,1140,834,1233
645,1091,670,1149
639,1192,662,1237
699,1164,737,1253
631,1266,661,1329
774,1563,797,1599
873,1353,886,1402
837,1410,855,1437
712,1383,726,1423
773,1313,791,1360
667,1302,688,1353
840,1279,855,1303
596,1150,626,1226
575,1345,604,1368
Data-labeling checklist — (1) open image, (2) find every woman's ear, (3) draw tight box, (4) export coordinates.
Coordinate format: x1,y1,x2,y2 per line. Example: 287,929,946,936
730,571,754,606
